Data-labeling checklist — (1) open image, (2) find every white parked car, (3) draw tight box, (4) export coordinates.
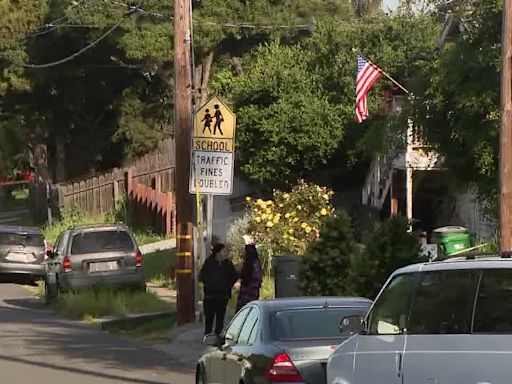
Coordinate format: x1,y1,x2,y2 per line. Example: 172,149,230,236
327,255,512,384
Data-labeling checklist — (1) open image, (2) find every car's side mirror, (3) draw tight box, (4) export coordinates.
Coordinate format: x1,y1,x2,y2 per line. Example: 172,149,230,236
340,315,365,336
203,334,224,348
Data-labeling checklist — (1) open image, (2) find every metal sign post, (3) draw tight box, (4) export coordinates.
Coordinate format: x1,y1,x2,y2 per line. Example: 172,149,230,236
189,95,236,323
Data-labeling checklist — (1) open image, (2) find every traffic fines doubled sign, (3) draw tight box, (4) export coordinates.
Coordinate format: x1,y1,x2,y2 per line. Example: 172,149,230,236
189,96,236,195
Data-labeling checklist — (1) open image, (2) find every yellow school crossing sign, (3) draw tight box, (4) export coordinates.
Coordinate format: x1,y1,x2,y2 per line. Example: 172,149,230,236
189,96,236,195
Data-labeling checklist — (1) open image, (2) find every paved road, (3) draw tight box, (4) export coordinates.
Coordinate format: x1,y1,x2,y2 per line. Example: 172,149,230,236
0,284,195,384
0,209,29,225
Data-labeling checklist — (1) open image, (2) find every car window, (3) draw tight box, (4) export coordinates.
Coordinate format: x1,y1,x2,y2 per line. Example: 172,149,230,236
225,307,251,342
70,230,134,255
274,307,369,340
0,233,44,248
248,317,260,345
368,274,415,335
238,307,259,345
56,232,69,255
474,269,512,333
408,270,478,335
53,235,61,251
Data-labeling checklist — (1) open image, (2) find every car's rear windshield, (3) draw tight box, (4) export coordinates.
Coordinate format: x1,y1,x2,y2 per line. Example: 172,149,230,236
70,230,135,255
273,307,369,340
0,233,44,247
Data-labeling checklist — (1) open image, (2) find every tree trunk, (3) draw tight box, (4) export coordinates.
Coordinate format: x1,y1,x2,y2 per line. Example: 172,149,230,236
231,57,243,75
193,52,215,107
200,52,214,105
55,135,66,182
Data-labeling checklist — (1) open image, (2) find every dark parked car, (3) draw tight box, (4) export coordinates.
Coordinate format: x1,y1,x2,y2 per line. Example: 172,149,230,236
196,297,372,384
0,225,46,284
44,223,145,302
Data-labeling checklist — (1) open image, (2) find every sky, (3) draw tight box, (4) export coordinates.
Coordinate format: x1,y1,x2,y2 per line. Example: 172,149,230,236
383,0,400,11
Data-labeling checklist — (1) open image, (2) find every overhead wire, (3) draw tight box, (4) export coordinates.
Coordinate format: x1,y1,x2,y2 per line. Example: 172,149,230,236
24,0,91,39
10,1,314,69
22,18,124,69
101,0,314,30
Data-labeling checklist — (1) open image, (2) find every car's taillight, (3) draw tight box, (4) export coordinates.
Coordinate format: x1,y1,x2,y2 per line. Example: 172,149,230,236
62,256,71,272
135,249,143,267
264,352,303,383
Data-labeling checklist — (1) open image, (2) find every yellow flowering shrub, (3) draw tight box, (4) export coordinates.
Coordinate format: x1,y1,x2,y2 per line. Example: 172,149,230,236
246,180,334,256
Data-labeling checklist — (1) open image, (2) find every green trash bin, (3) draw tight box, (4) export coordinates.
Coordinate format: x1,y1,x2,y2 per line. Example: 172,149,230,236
431,226,473,258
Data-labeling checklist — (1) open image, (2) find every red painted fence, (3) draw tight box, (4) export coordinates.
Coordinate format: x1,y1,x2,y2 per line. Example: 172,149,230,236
127,168,175,236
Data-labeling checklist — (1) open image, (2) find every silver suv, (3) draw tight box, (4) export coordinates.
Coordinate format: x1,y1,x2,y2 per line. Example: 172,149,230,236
0,226,46,284
45,223,145,302
328,255,512,384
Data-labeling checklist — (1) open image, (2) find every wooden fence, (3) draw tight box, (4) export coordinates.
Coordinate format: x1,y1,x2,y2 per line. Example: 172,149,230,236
29,139,176,232
127,168,175,236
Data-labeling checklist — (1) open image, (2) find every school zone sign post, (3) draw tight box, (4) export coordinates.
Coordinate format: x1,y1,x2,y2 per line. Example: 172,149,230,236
189,96,236,195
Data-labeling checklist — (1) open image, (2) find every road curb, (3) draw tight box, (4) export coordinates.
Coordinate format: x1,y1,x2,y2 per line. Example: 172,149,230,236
95,311,175,330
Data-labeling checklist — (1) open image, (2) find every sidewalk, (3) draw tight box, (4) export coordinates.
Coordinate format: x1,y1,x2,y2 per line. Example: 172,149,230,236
147,282,238,367
146,281,203,367
142,239,238,367
152,323,205,368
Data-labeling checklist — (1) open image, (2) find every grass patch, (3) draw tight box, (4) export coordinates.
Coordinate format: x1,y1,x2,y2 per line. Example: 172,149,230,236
42,211,105,245
260,275,275,300
103,313,176,336
144,249,176,288
25,280,44,298
0,187,29,211
133,229,170,245
42,209,170,246
52,287,169,320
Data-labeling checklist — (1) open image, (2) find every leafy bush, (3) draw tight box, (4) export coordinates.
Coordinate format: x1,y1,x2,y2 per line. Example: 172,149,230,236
300,212,359,296
43,207,168,246
347,215,418,299
246,180,334,257
42,208,102,245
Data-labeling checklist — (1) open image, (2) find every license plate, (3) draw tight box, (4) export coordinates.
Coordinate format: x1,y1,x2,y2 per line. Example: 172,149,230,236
6,252,34,263
89,261,118,273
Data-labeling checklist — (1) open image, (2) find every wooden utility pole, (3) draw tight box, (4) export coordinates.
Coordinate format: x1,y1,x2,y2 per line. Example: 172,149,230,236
501,0,512,257
174,0,195,323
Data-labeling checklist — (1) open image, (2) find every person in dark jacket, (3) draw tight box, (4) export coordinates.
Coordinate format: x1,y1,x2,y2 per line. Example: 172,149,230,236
199,243,237,335
236,240,263,312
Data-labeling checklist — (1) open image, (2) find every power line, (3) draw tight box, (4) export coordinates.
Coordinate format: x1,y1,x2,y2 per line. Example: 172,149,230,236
24,0,91,38
103,0,314,30
102,0,166,18
22,18,124,69
24,0,128,39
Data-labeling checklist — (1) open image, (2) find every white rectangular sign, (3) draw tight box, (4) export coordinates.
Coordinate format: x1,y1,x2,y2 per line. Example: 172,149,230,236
189,151,234,195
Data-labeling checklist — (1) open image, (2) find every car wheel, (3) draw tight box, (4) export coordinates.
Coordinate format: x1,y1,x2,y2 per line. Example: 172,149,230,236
44,281,58,305
196,365,205,384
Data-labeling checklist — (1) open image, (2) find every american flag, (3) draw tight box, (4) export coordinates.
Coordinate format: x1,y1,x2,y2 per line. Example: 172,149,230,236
356,55,383,123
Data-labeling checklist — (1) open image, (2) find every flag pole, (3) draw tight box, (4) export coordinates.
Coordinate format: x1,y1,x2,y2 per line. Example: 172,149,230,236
353,49,411,96
353,49,414,230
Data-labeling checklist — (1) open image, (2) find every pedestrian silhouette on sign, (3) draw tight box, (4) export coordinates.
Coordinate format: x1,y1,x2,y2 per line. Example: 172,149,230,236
214,104,224,135
202,109,213,134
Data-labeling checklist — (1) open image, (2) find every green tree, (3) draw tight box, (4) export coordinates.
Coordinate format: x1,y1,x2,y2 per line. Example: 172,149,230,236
300,212,359,296
347,215,418,298
226,12,440,184
410,0,502,215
